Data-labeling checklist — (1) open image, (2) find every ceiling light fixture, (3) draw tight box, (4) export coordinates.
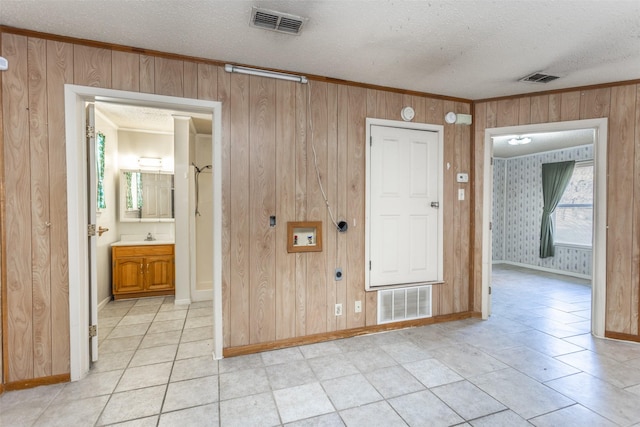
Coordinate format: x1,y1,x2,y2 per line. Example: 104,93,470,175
508,136,532,146
224,64,308,84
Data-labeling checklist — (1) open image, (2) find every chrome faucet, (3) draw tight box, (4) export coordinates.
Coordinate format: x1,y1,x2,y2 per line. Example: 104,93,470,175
145,232,155,241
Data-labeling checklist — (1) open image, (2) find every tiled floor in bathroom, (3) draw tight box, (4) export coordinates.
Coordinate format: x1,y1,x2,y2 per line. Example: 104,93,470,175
3,264,640,426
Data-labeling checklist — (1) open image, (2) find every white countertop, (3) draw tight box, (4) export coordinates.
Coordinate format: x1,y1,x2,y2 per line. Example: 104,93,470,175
112,233,174,246
111,240,175,247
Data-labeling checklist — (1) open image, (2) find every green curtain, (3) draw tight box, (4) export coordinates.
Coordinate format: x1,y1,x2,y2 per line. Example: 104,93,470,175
540,160,575,258
125,172,133,209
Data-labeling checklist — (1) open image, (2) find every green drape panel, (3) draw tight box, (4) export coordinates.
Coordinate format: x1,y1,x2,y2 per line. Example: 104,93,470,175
540,160,575,258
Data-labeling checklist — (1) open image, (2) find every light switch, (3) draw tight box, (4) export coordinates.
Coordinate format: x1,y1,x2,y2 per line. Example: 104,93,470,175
458,189,465,201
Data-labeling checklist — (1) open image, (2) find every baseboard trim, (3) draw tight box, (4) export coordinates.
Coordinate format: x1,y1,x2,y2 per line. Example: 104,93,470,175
190,289,213,303
494,261,591,280
174,298,191,306
223,312,474,357
98,296,112,312
0,383,4,395
605,330,640,343
4,373,70,391
470,311,483,318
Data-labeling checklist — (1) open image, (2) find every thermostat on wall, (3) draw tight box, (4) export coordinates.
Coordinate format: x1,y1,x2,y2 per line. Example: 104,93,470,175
456,173,469,183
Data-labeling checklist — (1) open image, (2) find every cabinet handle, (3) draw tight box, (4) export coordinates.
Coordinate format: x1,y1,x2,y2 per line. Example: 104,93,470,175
146,264,150,274
140,263,144,275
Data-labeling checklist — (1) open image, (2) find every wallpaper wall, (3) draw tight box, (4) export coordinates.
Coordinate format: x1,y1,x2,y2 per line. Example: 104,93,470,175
492,159,507,261
492,145,594,277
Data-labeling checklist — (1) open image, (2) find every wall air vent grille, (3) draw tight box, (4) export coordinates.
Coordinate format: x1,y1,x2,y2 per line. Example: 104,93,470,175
378,285,432,324
250,7,307,35
519,72,560,83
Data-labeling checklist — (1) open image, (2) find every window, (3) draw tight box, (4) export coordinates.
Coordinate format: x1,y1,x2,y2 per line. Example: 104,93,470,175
554,162,593,246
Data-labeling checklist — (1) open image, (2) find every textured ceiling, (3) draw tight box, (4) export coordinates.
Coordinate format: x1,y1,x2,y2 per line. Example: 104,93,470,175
96,102,212,134
2,1,639,99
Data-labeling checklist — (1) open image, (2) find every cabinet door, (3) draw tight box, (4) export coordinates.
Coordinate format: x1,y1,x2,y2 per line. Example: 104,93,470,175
145,255,174,291
114,257,145,293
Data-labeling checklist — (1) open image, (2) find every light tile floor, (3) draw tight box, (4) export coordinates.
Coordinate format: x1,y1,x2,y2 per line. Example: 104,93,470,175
3,264,640,426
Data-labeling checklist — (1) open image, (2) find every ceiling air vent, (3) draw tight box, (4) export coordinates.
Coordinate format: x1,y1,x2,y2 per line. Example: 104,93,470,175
519,72,560,83
250,7,307,35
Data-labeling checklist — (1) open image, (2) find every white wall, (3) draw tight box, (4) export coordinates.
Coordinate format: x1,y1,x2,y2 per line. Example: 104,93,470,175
95,111,120,305
195,134,213,292
492,145,594,277
173,117,191,304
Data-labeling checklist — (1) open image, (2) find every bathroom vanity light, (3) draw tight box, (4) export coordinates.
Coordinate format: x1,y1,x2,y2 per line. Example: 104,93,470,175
138,157,163,168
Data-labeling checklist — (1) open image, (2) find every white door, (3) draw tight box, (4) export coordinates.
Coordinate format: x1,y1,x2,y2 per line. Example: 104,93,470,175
86,103,99,362
369,125,440,287
487,157,493,317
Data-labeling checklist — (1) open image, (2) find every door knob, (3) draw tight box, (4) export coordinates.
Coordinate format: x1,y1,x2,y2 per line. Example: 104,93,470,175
98,226,109,236
430,202,440,208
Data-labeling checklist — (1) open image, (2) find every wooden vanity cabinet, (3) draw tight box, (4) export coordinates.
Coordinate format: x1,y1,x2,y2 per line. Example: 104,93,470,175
112,244,175,299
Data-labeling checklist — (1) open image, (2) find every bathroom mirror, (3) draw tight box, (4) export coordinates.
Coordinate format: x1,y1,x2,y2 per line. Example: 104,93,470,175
119,170,174,222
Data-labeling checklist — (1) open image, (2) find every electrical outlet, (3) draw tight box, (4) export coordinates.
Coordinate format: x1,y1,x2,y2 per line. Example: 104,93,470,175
335,268,343,281
355,300,362,313
458,188,465,201
335,304,343,316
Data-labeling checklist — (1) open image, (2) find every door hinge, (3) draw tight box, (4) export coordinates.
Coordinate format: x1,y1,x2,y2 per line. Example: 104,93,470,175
86,125,95,139
369,260,372,270
88,224,97,237
489,286,492,295
370,136,373,146
490,157,494,166
89,324,97,338
489,221,492,230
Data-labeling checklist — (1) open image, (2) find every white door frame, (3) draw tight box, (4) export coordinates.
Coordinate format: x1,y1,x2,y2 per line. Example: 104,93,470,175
365,118,444,290
65,84,223,381
482,118,608,338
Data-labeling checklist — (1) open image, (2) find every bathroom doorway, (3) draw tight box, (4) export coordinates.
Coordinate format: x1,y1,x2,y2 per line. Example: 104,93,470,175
65,84,223,380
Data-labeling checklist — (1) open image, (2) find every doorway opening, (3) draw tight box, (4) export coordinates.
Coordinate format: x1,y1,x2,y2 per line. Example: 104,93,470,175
65,85,223,381
482,118,607,338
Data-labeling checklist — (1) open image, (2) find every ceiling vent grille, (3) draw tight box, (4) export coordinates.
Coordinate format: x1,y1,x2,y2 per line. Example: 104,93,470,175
250,7,307,35
519,72,560,84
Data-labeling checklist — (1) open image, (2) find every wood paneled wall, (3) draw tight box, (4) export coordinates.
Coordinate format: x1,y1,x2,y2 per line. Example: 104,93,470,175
221,77,473,348
473,85,640,339
0,29,473,386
